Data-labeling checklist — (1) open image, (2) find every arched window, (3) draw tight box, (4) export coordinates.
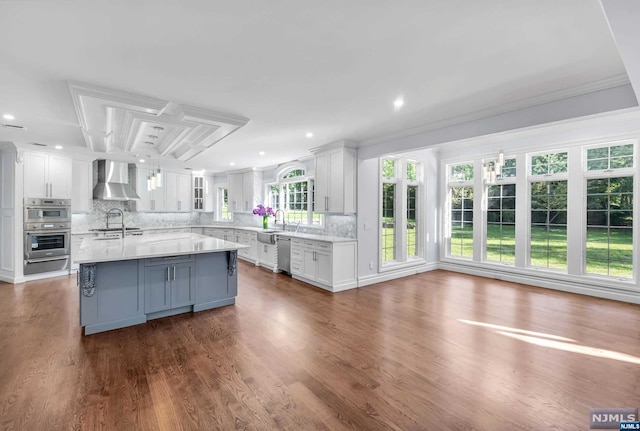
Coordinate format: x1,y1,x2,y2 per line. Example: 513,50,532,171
267,167,323,226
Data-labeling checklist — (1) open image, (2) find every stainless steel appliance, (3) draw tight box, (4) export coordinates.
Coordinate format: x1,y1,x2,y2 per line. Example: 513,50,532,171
23,198,71,275
24,198,71,223
93,160,140,201
277,236,291,274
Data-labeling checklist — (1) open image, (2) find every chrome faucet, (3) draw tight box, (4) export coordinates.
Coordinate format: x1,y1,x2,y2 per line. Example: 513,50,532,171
106,208,125,237
274,209,286,231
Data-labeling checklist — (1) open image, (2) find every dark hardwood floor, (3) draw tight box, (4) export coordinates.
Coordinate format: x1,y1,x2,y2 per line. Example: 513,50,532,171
1,264,639,430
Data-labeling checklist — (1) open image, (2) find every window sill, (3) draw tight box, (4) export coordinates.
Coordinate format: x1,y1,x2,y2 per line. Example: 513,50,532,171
440,258,639,291
380,258,427,273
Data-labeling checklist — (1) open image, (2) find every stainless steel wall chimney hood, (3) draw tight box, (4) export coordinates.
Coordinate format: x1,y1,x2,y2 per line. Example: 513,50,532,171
93,160,140,200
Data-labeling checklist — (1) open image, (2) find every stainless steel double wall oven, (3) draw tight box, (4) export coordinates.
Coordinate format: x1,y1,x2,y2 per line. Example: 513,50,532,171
23,198,71,275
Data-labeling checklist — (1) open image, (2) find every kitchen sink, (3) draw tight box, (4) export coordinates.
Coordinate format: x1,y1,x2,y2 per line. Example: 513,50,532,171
257,232,276,244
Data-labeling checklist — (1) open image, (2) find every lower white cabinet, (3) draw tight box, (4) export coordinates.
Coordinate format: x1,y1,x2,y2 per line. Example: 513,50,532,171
290,238,357,292
258,242,277,271
235,230,258,263
204,228,234,241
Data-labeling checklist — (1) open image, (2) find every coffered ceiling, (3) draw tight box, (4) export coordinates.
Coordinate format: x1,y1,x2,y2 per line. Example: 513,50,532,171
68,82,249,161
0,0,634,173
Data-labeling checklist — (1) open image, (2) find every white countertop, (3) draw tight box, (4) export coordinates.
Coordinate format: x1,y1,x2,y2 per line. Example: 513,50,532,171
73,225,357,243
75,233,249,264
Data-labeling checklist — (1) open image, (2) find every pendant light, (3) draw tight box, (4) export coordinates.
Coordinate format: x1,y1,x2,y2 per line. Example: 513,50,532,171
483,149,505,185
152,126,163,188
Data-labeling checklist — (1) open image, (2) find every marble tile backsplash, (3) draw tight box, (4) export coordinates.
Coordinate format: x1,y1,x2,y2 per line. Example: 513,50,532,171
233,213,357,238
72,201,356,239
72,200,201,232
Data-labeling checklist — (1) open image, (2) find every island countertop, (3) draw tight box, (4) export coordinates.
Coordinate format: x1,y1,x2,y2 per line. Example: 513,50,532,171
75,232,249,264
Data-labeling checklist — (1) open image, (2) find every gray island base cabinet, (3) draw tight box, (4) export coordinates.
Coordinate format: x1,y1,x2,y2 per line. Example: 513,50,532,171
79,251,238,335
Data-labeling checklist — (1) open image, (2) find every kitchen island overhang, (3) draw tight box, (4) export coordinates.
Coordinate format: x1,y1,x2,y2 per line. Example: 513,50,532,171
75,233,249,335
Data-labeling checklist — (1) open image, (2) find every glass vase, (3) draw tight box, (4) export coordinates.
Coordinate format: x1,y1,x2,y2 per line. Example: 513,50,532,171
263,215,269,229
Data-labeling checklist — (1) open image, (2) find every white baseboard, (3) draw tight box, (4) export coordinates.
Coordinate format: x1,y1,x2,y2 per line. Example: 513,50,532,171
358,263,438,287
439,261,640,305
0,273,21,284
23,270,71,283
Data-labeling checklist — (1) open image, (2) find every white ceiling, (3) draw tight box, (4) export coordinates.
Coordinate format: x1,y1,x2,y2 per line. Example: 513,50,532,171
0,0,629,173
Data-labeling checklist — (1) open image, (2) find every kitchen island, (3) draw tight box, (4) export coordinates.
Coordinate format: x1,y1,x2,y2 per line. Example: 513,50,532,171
75,233,248,335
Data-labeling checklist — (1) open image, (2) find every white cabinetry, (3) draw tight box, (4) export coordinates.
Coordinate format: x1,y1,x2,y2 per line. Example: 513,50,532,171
227,171,263,212
314,146,356,214
258,242,277,271
290,238,357,292
24,152,72,198
204,228,234,241
131,167,165,212
165,172,191,212
193,175,215,212
234,230,258,263
71,160,93,213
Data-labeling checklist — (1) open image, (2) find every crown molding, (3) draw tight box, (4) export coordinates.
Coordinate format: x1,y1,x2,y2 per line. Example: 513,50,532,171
361,74,632,147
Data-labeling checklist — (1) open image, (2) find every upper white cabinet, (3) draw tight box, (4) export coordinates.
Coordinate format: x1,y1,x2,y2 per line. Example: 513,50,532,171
165,172,191,212
228,171,263,212
193,175,215,212
131,167,165,212
314,145,356,214
24,152,72,199
71,160,93,213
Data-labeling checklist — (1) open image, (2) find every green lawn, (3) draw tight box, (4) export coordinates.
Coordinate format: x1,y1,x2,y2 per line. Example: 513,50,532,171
384,222,633,278
450,224,633,278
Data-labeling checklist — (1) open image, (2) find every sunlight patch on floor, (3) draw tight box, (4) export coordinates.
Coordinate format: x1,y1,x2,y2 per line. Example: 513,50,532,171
497,331,640,365
457,319,576,342
458,318,640,365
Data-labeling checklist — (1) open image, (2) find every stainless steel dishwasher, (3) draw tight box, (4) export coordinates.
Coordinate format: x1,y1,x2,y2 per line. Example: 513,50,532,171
277,236,291,274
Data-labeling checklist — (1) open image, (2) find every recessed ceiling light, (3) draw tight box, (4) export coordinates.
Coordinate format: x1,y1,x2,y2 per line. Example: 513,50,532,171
139,159,145,163
54,145,63,150
393,97,404,109
3,114,15,121
305,132,313,138
230,162,235,166
259,151,265,156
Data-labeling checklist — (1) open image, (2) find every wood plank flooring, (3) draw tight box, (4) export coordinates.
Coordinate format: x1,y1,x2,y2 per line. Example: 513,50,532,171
1,264,639,430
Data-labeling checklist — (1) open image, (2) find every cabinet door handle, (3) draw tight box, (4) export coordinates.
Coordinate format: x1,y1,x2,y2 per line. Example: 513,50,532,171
50,183,53,197
173,265,176,281
166,266,170,281
324,196,328,211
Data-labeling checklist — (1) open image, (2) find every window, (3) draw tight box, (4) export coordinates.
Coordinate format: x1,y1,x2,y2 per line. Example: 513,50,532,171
267,168,322,226
382,159,397,263
217,187,232,221
586,177,633,278
450,186,474,258
486,184,516,264
448,162,474,258
407,185,418,258
529,181,567,270
586,142,634,171
380,157,423,266
584,141,635,279
531,151,568,175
